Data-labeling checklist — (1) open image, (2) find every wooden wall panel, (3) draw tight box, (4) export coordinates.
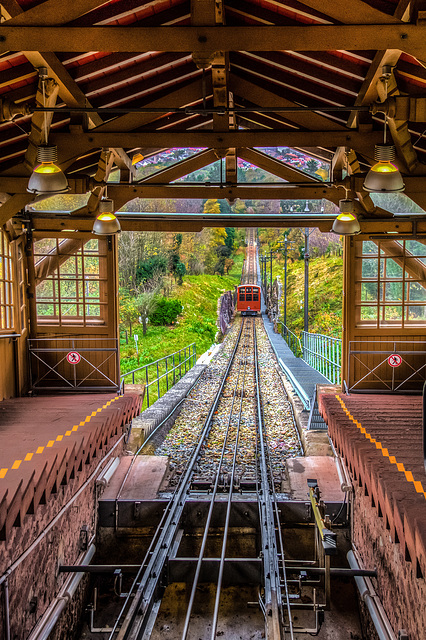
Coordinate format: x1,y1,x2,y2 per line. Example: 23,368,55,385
0,338,16,400
343,237,426,392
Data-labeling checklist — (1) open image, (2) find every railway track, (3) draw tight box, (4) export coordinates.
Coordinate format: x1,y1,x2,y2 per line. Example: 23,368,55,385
101,232,303,639
107,313,300,640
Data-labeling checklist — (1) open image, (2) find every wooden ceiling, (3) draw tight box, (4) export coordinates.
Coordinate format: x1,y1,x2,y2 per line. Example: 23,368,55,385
1,0,426,231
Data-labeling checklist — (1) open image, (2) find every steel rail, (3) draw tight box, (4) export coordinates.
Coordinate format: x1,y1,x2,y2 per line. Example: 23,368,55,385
209,319,255,640
254,323,285,640
181,318,253,640
110,321,246,640
256,348,294,637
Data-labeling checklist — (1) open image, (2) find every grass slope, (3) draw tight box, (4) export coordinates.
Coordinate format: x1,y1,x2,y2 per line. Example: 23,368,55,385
279,256,343,337
120,255,243,376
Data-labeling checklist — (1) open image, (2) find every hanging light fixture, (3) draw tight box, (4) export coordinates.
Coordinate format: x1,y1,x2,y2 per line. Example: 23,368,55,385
332,199,361,236
363,65,404,193
27,69,69,195
363,143,405,193
27,144,69,195
92,198,121,235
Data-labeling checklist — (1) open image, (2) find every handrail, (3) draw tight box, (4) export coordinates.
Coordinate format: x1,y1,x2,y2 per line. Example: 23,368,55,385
0,333,20,339
120,343,196,407
277,322,303,357
301,330,341,385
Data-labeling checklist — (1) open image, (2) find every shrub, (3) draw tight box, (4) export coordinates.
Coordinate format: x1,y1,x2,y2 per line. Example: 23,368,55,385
149,298,182,325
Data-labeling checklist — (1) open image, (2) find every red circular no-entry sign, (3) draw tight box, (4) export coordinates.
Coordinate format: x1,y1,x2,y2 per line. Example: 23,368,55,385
387,353,402,368
66,351,81,365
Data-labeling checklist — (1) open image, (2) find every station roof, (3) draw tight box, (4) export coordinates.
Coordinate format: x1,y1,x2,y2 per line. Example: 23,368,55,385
1,0,426,232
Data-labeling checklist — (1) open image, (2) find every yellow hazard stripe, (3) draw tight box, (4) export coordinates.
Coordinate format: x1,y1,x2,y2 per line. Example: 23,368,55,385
1,396,120,479
335,395,426,500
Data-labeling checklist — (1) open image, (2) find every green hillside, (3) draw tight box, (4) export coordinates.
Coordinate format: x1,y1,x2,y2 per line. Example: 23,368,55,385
282,256,343,338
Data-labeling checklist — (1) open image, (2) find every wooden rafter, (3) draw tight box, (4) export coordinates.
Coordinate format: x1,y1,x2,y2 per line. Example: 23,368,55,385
51,130,385,164
297,0,401,24
238,147,321,184
138,149,219,184
231,75,347,132
347,50,402,129
0,25,424,57
2,0,111,25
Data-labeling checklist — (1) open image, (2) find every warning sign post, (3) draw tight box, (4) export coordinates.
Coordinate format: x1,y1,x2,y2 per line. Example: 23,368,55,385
66,351,81,365
387,354,402,368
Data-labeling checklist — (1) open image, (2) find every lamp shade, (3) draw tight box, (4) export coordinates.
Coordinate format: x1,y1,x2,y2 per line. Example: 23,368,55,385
92,199,121,235
363,144,405,193
332,199,361,236
27,145,69,195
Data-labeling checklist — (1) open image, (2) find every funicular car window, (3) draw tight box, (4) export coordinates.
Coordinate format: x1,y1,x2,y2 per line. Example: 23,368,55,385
239,287,245,301
246,287,252,301
253,288,259,301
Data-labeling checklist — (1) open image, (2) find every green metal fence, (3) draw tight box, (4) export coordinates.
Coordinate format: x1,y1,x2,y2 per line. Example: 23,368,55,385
277,323,341,384
277,322,303,357
301,331,341,385
120,343,196,408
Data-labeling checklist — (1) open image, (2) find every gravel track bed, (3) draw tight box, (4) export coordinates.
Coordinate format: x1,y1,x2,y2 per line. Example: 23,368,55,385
154,320,242,483
154,313,302,491
256,318,303,486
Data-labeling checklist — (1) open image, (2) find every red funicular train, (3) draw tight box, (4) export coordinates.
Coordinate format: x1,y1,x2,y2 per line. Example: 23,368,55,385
236,285,261,316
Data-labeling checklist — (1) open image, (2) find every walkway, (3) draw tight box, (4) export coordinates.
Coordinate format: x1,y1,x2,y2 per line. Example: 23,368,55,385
257,254,329,410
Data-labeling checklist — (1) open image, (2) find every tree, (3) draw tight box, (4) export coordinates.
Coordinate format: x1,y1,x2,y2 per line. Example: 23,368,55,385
203,199,221,214
135,254,167,285
134,288,159,336
119,294,139,336
169,233,186,284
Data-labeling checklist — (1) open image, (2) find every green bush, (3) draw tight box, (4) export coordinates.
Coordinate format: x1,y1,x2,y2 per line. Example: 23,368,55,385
149,298,182,325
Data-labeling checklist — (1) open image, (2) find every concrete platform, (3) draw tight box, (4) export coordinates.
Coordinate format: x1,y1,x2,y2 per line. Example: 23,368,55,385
102,455,169,500
286,456,345,502
0,393,142,544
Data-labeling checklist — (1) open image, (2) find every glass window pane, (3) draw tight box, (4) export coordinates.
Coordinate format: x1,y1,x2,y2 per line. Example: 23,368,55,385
384,259,403,278
383,305,402,321
385,282,403,301
361,282,378,301
408,282,426,301
406,240,426,256
37,303,56,316
362,259,378,278
362,241,377,255
360,306,377,321
84,256,99,275
408,305,426,322
87,305,100,316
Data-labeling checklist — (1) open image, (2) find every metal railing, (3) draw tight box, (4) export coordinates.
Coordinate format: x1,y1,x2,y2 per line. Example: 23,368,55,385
277,322,303,357
120,343,196,407
348,340,426,393
302,331,342,385
29,337,120,392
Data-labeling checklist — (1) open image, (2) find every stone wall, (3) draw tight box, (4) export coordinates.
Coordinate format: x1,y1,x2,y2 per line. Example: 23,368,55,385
352,483,425,639
0,432,126,639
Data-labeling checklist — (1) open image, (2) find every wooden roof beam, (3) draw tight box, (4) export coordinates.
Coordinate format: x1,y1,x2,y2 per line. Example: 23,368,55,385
0,25,424,56
2,0,113,26
138,148,219,185
347,50,402,129
50,130,385,164
107,183,341,204
293,0,402,24
238,147,321,183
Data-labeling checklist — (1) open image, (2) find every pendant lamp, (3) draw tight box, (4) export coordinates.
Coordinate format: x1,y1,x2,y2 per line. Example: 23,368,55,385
92,199,121,235
332,199,361,236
